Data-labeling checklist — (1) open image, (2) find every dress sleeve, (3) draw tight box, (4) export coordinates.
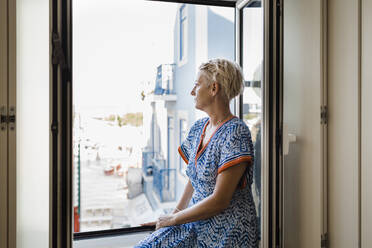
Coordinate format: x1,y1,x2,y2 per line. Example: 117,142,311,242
217,123,254,174
178,119,202,165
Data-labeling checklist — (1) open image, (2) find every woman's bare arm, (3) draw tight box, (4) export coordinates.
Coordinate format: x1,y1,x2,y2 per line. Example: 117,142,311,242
172,179,194,213
171,162,248,225
141,179,194,226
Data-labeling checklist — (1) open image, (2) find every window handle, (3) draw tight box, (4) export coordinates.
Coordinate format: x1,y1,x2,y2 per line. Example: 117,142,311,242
283,123,296,156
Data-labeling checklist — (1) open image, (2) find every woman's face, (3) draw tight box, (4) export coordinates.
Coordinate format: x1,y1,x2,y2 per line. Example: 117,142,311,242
190,71,212,110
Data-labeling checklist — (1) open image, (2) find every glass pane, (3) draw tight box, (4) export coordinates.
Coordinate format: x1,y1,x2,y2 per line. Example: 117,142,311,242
242,4,263,243
72,0,234,233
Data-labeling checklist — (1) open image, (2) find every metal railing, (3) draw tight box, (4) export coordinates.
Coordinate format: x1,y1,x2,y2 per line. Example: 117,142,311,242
152,159,176,202
142,151,176,203
154,64,175,95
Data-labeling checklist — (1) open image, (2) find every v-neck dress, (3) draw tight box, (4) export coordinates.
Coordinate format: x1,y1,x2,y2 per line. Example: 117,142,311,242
135,116,259,248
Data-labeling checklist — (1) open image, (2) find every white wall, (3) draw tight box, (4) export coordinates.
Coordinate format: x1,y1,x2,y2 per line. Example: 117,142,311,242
16,0,49,247
328,0,372,247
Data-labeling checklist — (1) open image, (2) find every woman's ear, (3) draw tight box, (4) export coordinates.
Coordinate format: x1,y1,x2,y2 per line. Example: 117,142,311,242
211,82,219,96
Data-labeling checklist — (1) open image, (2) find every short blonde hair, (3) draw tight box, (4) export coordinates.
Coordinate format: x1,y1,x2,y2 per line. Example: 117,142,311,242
199,58,244,101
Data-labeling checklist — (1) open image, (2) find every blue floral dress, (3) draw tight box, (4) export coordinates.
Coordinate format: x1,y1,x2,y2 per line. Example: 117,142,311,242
135,116,259,248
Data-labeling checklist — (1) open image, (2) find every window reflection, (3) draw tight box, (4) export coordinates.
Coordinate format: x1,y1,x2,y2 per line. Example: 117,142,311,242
242,5,263,240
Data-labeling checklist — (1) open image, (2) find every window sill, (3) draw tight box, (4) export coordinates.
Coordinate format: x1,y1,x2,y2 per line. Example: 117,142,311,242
73,230,152,248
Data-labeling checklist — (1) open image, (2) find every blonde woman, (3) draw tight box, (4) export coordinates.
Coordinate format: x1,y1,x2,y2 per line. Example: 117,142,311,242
136,59,258,247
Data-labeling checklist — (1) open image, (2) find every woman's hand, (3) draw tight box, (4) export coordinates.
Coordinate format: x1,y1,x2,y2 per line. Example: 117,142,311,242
140,221,157,227
155,214,176,230
140,214,177,230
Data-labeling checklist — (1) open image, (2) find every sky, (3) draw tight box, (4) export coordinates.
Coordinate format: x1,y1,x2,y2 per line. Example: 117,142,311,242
73,0,177,112
72,0,234,113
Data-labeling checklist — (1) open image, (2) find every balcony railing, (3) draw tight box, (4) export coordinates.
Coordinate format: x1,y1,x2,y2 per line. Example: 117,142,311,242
153,165,176,203
142,151,176,203
154,86,175,95
154,64,175,96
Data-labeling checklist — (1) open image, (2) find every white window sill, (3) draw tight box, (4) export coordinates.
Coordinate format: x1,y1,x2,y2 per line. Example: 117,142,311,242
73,231,151,248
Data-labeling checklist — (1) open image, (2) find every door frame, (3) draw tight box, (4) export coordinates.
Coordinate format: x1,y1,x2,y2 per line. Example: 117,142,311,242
0,0,9,246
321,0,328,244
0,0,16,247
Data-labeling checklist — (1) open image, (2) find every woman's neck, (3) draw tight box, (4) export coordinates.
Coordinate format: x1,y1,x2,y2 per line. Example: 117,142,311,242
208,112,233,129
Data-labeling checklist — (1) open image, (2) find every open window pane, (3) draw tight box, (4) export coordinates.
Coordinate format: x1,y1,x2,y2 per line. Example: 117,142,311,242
72,0,234,233
241,4,263,242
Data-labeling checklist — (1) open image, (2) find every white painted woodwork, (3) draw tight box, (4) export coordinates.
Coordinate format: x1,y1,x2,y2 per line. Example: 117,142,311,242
282,0,322,247
328,0,360,247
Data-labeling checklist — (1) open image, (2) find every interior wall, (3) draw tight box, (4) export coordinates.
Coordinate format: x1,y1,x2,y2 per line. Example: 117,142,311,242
328,0,360,247
361,0,372,246
16,0,49,247
282,0,322,247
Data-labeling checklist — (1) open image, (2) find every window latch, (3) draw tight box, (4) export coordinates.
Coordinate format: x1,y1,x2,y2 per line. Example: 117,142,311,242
321,105,328,125
52,32,67,69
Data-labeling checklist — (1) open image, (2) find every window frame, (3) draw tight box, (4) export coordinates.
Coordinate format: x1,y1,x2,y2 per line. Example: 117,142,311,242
64,0,238,239
167,115,174,169
51,0,280,245
236,0,282,247
178,4,188,66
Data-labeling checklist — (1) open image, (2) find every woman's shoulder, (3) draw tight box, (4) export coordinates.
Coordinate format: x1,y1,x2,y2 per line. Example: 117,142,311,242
221,117,252,141
227,117,250,131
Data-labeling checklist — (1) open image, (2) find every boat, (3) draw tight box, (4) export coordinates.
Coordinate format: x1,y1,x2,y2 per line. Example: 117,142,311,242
104,165,114,176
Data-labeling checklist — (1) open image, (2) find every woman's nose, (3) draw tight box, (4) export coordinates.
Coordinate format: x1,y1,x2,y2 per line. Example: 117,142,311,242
190,87,195,96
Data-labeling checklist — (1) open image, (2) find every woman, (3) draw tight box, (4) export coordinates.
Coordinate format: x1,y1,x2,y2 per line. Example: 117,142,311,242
135,59,258,247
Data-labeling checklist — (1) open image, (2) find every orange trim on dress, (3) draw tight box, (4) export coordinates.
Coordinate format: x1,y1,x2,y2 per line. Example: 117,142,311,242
194,115,237,166
217,156,252,174
194,121,209,166
178,146,189,164
240,178,247,189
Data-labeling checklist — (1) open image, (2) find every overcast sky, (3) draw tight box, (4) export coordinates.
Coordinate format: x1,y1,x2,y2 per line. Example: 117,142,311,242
73,0,234,113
